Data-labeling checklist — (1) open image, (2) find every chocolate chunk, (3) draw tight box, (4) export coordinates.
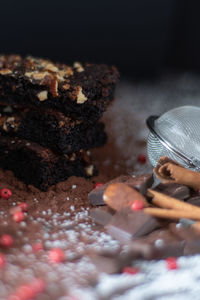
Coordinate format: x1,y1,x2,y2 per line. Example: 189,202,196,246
129,227,185,259
88,188,105,206
187,196,200,206
169,223,200,241
139,228,182,245
151,242,185,259
122,238,185,260
155,183,190,200
90,208,113,226
88,175,131,206
123,241,156,260
106,208,161,243
106,225,132,244
88,174,153,206
90,255,120,274
184,240,200,255
126,174,154,195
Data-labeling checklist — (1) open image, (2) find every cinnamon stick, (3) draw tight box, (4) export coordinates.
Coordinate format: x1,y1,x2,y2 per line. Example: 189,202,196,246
144,207,200,221
148,189,200,214
154,156,200,191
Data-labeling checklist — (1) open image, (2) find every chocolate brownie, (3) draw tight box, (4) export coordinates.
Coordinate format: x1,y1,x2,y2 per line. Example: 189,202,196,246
0,136,95,191
0,106,107,154
0,55,119,122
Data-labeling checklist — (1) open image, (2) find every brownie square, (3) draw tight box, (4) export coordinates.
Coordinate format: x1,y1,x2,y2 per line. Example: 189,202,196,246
0,106,107,154
0,55,119,122
0,136,96,191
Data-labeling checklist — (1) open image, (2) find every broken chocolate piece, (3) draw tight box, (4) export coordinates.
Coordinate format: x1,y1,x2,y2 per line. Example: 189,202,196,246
103,183,148,211
184,240,200,255
125,227,185,260
187,196,200,207
88,174,153,206
126,174,154,195
90,208,113,226
151,242,185,259
169,223,200,241
123,241,155,260
88,175,131,206
90,255,120,274
88,188,105,206
139,228,181,245
155,183,190,200
106,208,161,243
128,240,185,260
106,225,132,244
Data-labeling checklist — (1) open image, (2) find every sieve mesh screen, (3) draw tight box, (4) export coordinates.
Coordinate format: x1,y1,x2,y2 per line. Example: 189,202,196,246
147,106,200,170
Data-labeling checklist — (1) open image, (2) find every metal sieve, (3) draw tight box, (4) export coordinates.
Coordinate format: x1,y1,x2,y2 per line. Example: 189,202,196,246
146,106,200,170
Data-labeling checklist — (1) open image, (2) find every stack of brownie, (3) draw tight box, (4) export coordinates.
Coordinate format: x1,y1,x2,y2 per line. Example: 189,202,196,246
0,55,119,190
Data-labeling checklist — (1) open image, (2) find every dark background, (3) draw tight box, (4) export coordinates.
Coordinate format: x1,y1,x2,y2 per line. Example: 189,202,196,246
1,0,200,78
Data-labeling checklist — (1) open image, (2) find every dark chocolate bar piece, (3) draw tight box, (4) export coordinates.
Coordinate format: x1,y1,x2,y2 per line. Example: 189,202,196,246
125,239,185,260
187,196,200,206
106,208,161,244
0,106,107,154
90,255,120,274
169,223,200,242
0,136,96,191
0,55,119,122
88,174,153,206
90,208,113,226
155,183,190,200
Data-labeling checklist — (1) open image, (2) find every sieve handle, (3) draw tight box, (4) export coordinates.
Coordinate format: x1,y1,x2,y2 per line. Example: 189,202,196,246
146,116,200,170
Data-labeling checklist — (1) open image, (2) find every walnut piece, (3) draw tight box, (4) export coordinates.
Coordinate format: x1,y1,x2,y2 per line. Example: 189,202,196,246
58,120,65,128
25,71,50,81
77,87,87,104
69,153,76,161
65,67,73,76
62,83,70,90
3,117,19,132
0,68,12,75
37,91,48,101
41,62,58,73
85,165,94,176
73,62,84,72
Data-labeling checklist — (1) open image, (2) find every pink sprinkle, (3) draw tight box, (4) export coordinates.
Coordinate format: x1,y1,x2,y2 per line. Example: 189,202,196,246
165,257,178,270
16,284,34,299
131,200,144,211
18,202,28,212
94,182,103,188
0,234,14,247
48,248,65,263
137,154,147,164
0,188,12,199
0,253,6,267
32,243,43,252
13,211,25,223
30,278,46,294
122,266,140,275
